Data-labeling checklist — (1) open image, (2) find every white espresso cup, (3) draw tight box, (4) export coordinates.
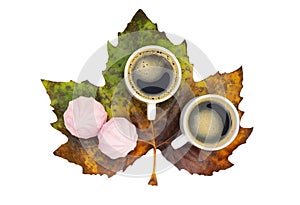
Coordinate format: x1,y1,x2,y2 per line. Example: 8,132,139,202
124,45,182,120
171,94,240,151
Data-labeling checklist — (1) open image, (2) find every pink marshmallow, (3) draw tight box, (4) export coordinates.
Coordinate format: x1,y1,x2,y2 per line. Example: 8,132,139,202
63,96,107,139
98,117,138,159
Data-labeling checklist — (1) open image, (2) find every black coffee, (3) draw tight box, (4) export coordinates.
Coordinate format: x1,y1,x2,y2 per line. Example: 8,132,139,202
129,53,176,100
188,101,231,144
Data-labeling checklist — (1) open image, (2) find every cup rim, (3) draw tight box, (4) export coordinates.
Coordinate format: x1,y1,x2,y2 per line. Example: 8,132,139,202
124,45,182,104
180,94,240,151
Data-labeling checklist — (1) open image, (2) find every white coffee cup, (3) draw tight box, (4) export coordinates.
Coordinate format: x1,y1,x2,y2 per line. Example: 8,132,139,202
124,45,182,120
171,94,240,151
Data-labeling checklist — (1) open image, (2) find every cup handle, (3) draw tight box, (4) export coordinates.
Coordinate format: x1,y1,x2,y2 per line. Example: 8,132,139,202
147,103,156,121
171,134,188,149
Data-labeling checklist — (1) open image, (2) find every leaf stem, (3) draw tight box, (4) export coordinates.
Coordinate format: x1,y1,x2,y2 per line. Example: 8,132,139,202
148,121,158,186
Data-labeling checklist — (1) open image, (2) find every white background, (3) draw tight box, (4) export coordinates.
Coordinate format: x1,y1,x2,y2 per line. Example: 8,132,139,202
1,0,299,204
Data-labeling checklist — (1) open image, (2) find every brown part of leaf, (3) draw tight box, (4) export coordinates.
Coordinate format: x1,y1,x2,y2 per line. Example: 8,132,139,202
159,67,253,175
124,82,193,147
192,67,244,108
54,135,152,177
154,83,195,147
160,127,253,175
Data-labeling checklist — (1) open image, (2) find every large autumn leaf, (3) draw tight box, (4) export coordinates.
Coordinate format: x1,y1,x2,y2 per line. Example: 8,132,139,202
42,9,252,185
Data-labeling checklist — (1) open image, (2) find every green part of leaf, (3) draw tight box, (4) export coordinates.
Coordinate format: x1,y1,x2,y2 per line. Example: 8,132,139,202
119,9,158,36
41,80,100,133
104,9,191,78
99,10,194,122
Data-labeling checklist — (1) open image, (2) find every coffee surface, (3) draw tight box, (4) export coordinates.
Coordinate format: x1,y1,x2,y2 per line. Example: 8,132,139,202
130,53,175,98
188,102,231,144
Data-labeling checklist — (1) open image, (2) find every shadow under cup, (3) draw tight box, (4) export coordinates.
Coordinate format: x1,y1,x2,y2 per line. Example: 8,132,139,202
179,95,240,151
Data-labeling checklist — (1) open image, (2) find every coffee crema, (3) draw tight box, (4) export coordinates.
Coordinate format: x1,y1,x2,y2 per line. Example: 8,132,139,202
127,49,180,101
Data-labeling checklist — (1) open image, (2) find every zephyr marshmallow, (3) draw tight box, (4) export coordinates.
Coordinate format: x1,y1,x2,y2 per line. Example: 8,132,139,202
98,117,138,159
63,96,107,139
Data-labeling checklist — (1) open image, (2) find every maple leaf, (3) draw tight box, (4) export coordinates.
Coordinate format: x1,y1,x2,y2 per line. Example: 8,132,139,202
42,9,252,185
